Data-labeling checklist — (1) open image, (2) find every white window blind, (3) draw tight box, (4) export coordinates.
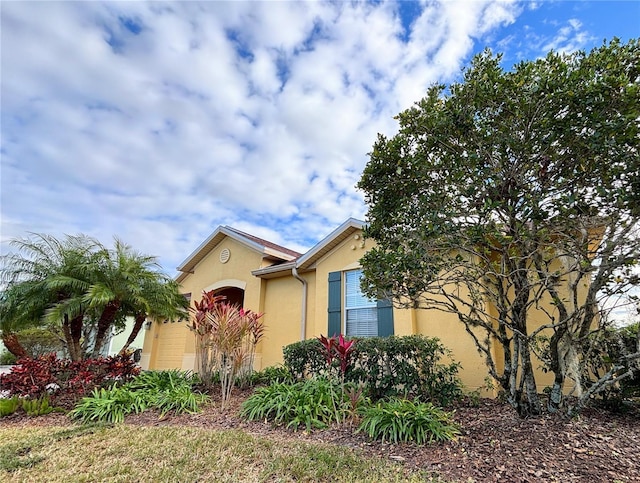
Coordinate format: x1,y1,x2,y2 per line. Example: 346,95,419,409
344,270,378,337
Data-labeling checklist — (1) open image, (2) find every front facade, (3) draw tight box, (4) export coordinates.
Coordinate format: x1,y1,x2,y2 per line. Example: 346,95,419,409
141,219,553,393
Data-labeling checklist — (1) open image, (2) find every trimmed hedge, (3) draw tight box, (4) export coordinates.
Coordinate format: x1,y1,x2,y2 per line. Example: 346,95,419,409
283,335,462,405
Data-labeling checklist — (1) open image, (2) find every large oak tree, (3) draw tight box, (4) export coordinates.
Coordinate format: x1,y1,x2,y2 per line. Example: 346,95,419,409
358,39,639,416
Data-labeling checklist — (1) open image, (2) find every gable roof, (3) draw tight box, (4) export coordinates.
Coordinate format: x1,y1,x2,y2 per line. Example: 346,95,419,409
176,226,301,283
295,218,365,271
252,218,365,278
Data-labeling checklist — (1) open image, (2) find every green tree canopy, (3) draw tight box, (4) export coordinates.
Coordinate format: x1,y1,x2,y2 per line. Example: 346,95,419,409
358,38,639,416
1,234,188,361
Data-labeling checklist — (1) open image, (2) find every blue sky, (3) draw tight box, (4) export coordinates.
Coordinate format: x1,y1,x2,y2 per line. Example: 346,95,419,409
1,1,638,282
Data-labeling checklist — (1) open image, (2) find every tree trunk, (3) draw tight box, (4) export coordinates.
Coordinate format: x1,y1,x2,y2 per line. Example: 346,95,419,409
1,332,29,359
70,314,84,361
91,301,121,358
547,327,566,413
119,313,146,355
520,339,541,416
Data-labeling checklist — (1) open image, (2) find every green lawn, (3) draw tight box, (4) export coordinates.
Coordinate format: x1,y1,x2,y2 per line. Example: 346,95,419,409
0,424,441,482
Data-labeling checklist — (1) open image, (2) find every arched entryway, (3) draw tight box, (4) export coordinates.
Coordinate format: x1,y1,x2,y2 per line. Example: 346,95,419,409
215,286,244,307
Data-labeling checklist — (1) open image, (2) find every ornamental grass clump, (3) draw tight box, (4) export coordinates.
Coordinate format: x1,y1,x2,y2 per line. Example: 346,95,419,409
188,290,264,408
358,398,460,445
240,378,352,431
68,370,209,423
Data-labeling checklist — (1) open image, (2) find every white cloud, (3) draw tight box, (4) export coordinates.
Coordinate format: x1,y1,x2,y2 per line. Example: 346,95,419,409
542,18,593,53
5,0,616,274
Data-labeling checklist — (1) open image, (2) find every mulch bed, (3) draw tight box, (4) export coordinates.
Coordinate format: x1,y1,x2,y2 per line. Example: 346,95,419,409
3,391,638,482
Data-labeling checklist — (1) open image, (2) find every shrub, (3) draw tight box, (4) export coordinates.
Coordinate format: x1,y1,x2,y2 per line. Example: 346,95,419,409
14,328,66,358
284,335,462,405
249,365,293,386
0,353,140,407
580,322,640,408
0,350,17,365
240,378,355,430
282,339,328,380
187,291,265,407
358,398,460,444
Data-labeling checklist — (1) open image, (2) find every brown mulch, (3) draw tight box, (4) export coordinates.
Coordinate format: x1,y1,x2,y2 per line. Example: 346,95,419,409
2,391,639,483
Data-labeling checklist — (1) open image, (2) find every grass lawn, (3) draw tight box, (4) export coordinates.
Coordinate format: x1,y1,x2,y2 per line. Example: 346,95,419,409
0,423,439,482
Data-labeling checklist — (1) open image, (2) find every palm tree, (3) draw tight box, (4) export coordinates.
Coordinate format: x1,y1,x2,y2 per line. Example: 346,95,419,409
84,239,182,358
1,234,187,361
0,284,39,358
1,234,100,361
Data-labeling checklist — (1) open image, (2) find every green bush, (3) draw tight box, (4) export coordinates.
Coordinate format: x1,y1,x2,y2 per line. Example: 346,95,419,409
282,339,328,380
0,350,17,365
358,398,460,444
614,323,640,398
283,335,462,405
240,378,354,430
15,328,66,358
555,322,640,412
69,370,210,423
249,365,294,385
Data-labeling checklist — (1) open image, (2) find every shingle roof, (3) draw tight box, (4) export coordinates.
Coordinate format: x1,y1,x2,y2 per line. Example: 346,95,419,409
176,218,365,283
224,227,302,259
175,225,301,283
252,218,365,278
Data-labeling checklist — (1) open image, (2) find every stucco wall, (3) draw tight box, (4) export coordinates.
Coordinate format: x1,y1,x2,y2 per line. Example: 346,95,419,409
142,224,587,396
147,238,268,372
258,275,306,368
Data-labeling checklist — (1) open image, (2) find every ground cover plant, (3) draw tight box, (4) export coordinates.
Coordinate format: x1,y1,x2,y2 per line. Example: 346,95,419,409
240,378,356,430
68,369,209,423
358,398,460,444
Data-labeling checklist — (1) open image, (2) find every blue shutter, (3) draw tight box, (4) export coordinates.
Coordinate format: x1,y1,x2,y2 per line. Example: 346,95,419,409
328,271,342,336
377,299,394,337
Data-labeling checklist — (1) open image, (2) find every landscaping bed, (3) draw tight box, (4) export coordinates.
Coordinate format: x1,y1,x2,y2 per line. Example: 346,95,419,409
4,391,638,482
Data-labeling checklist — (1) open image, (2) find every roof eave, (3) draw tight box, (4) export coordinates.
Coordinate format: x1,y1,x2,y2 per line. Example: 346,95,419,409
296,218,365,270
251,261,297,279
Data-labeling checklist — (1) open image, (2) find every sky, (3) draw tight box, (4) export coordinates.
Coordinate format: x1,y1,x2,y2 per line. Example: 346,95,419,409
1,0,639,280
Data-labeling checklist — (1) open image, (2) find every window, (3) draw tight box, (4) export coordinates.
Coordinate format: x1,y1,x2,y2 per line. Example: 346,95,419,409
344,270,378,337
328,270,394,338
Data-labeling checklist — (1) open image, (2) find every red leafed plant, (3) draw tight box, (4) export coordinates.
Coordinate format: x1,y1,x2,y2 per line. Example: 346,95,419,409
317,334,356,377
187,290,265,408
0,353,140,408
317,334,359,424
318,335,337,366
335,335,355,376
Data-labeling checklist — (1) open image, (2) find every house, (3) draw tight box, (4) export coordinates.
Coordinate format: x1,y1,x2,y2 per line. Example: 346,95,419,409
140,218,555,393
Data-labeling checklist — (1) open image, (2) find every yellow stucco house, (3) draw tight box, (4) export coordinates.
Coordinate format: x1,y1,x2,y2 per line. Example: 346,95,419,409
141,218,551,392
